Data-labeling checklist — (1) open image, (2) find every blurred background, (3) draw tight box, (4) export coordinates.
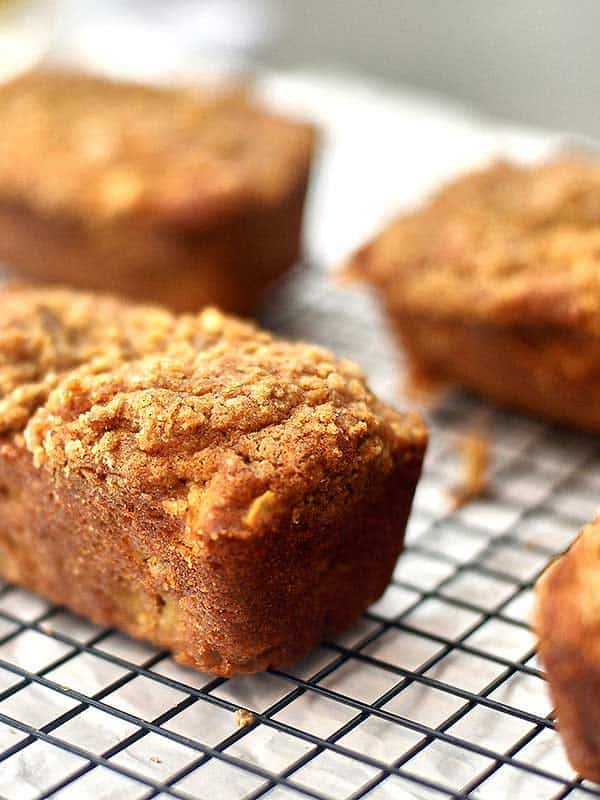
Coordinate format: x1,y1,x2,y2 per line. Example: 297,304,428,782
0,0,590,268
270,0,600,138
2,0,599,136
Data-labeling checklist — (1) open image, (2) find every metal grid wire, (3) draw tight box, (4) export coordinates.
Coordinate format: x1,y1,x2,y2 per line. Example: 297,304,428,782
0,266,598,800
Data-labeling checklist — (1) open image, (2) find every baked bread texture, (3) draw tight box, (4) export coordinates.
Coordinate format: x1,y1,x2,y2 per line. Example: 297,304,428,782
346,157,600,431
0,285,427,675
0,70,315,313
535,519,600,780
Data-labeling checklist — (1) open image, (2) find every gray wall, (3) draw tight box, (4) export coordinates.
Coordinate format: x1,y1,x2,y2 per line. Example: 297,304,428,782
267,1,600,137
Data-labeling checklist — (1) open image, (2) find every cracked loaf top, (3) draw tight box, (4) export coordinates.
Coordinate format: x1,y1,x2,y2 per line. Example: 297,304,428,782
0,70,315,227
347,157,600,335
1,286,427,539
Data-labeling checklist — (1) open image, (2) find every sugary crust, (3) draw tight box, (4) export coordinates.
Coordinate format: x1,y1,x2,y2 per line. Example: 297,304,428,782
26,331,421,537
0,285,427,674
0,70,314,227
0,71,314,313
534,519,600,781
348,158,600,335
0,285,256,434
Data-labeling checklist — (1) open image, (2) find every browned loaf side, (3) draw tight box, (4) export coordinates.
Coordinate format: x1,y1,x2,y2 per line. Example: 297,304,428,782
0,285,427,675
535,519,600,781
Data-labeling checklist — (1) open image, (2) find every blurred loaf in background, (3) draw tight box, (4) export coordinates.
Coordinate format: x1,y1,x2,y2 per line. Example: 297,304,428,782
0,69,315,312
346,156,600,432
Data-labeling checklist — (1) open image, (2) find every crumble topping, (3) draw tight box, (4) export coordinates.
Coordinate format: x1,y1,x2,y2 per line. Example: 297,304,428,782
349,158,600,334
0,70,314,225
0,286,426,538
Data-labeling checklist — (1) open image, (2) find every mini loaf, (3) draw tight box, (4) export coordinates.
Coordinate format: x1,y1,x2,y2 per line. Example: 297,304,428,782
0,285,427,675
346,157,600,431
535,520,600,780
0,70,315,313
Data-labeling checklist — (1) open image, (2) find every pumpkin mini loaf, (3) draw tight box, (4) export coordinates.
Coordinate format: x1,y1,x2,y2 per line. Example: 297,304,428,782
346,157,600,431
535,519,600,781
0,285,427,675
0,70,315,313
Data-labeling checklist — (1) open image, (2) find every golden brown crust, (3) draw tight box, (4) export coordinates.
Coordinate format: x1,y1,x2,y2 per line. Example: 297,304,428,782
347,157,600,430
0,285,259,435
534,519,600,781
0,70,315,313
0,285,427,674
26,328,419,536
0,70,314,227
348,157,600,334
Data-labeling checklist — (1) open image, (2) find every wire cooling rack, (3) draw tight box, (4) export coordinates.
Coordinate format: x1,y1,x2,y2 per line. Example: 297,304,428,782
0,266,598,800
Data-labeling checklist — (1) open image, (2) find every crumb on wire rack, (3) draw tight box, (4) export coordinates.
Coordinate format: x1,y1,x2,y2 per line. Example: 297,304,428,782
234,709,256,729
449,432,490,510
